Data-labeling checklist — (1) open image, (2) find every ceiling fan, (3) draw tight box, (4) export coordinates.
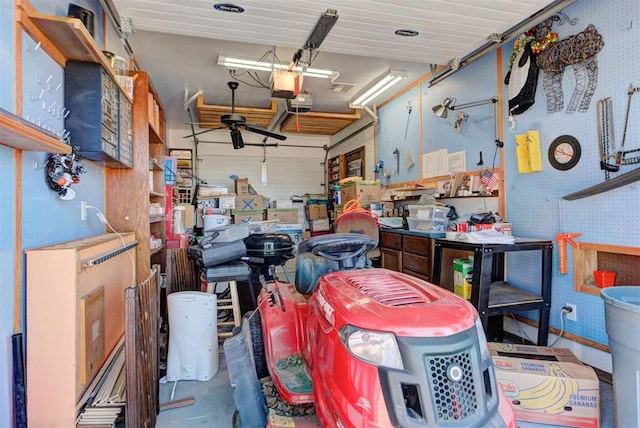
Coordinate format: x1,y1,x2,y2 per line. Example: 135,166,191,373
184,81,287,149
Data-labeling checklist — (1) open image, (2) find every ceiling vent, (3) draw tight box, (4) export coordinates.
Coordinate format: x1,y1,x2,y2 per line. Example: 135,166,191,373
328,82,355,93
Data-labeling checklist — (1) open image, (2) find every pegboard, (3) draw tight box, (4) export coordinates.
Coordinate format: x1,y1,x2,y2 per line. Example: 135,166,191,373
502,0,640,346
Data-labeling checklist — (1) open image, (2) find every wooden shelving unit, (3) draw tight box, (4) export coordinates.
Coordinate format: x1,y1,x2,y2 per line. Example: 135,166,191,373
573,242,640,295
19,7,132,102
8,4,137,154
327,154,346,201
105,71,166,283
0,109,70,153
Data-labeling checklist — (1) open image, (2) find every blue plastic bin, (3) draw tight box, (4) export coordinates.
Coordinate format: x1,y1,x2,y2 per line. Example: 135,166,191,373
601,286,640,428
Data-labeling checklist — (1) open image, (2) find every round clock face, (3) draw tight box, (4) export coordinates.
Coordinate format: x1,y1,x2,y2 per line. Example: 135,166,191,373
548,135,581,170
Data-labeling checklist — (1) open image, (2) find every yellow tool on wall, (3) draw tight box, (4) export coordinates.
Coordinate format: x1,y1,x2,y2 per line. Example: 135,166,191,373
515,130,543,173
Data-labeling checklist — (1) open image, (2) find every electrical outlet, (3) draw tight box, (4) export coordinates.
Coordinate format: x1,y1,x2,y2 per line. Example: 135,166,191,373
566,303,577,322
81,201,88,221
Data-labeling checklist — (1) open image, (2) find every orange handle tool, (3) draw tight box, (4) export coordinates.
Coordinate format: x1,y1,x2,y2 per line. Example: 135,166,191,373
556,233,581,274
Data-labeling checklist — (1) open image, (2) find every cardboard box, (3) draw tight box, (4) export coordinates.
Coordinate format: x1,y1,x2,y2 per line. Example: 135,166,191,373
272,199,293,208
232,209,264,224
275,223,303,248
235,178,249,195
235,194,263,211
453,258,473,299
310,218,330,232
178,203,195,228
340,180,382,204
198,185,228,198
488,343,600,428
218,195,236,210
306,204,328,220
266,208,299,224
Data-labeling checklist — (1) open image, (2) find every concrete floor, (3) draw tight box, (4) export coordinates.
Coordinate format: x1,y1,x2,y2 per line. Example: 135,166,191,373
155,346,616,428
156,347,235,427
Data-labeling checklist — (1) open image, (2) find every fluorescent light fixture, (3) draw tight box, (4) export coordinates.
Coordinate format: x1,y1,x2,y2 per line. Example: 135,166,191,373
217,54,338,79
350,70,407,108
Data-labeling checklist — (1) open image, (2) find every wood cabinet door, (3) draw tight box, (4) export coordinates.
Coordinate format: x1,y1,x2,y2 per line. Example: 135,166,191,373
403,235,430,255
402,252,430,277
381,248,402,271
380,231,402,250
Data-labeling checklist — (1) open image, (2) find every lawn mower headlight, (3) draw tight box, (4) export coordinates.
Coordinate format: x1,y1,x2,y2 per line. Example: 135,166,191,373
340,325,404,370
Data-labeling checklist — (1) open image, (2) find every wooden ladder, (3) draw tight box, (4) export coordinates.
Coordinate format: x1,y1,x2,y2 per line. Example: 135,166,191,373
208,280,242,338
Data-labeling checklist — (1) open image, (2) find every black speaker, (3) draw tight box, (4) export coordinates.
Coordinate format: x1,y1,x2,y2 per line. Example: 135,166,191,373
68,4,95,37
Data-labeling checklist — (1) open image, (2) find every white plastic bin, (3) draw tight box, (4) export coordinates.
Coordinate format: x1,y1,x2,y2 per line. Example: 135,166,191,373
166,291,219,381
601,286,640,428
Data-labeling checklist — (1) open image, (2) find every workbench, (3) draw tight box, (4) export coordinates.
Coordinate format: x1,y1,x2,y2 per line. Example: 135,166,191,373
432,237,552,346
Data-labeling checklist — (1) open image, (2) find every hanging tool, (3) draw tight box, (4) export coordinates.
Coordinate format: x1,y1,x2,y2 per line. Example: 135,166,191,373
477,151,484,166
392,147,399,174
404,101,413,140
261,143,268,185
556,232,581,274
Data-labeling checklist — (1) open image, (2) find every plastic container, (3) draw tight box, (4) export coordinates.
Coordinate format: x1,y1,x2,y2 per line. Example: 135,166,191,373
601,286,640,428
594,270,616,288
203,214,230,232
172,205,186,234
407,204,449,220
407,217,447,232
210,223,250,243
205,261,250,282
166,292,218,381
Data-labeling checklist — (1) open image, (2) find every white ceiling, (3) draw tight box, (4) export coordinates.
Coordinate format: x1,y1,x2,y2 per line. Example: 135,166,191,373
110,0,564,134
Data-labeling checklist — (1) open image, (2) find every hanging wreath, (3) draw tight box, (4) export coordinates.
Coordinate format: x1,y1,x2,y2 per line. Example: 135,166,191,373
45,146,86,200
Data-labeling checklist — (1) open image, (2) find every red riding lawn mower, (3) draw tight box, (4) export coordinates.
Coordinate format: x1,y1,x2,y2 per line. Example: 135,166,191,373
225,232,516,428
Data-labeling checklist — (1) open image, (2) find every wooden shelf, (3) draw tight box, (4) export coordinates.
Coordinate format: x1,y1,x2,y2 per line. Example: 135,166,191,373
20,9,132,103
150,245,164,256
149,214,164,223
0,108,70,153
149,158,164,171
149,123,164,145
574,242,640,295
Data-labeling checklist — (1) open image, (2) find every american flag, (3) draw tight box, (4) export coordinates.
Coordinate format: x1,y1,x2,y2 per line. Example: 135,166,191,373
480,170,498,191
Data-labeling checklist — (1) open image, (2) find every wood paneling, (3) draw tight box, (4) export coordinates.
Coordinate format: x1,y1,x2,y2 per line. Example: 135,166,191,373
280,110,361,135
196,93,276,128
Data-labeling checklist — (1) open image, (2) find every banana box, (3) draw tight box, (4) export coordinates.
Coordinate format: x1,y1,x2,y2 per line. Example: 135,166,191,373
488,343,600,428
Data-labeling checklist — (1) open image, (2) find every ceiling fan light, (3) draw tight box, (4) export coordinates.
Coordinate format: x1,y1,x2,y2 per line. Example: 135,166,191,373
230,128,244,149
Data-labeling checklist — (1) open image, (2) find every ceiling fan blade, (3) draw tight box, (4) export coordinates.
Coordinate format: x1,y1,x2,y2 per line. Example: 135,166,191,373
243,123,287,141
182,126,225,139
198,140,278,148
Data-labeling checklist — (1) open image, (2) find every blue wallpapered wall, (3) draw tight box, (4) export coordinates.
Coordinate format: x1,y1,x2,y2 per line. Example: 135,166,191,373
376,86,420,184
0,1,107,425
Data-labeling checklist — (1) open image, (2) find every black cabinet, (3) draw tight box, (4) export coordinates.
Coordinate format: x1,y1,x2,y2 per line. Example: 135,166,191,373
65,61,132,168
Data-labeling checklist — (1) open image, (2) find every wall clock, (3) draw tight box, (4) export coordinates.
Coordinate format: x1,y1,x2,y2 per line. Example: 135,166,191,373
548,135,581,170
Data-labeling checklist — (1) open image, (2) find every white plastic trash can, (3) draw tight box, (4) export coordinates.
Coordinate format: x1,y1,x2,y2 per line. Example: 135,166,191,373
166,291,219,381
601,286,640,428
